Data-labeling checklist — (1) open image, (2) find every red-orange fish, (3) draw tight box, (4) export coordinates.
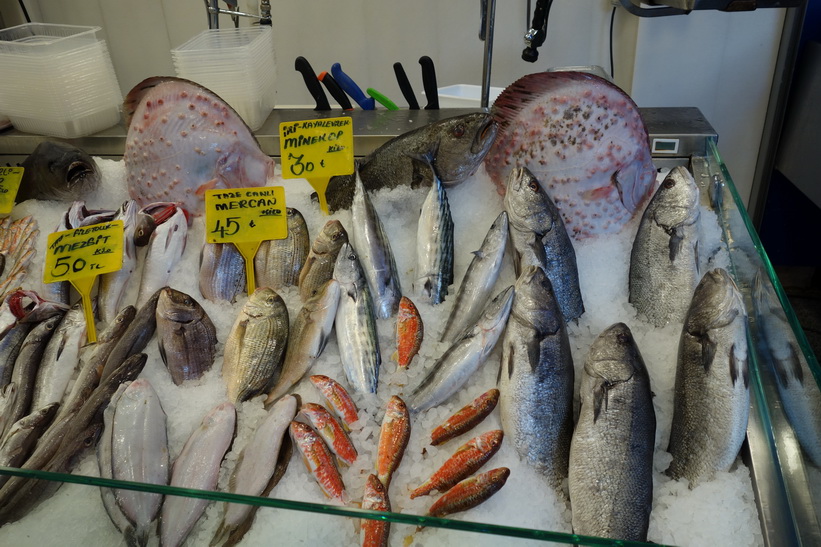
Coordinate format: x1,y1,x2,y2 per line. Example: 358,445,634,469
376,396,411,488
289,421,348,504
427,467,510,518
300,402,358,466
310,374,360,429
430,388,499,446
361,474,390,547
411,429,503,499
394,296,423,368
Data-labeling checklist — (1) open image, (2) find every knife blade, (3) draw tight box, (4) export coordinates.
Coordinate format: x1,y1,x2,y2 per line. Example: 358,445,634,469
318,71,354,110
331,63,375,110
419,56,439,110
393,62,419,110
295,56,330,111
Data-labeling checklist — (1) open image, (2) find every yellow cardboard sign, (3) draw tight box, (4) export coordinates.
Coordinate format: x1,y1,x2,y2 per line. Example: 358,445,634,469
0,167,24,214
279,116,354,213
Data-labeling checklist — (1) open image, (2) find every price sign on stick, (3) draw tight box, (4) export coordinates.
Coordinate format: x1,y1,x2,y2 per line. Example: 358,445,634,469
279,116,354,214
0,167,23,215
205,186,287,295
44,220,124,343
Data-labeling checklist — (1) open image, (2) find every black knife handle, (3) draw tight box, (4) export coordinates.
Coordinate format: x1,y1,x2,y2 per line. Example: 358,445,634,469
393,62,419,110
319,72,354,110
419,56,439,110
295,56,330,111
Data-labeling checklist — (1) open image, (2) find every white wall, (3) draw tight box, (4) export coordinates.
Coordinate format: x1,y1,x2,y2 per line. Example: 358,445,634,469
0,0,786,204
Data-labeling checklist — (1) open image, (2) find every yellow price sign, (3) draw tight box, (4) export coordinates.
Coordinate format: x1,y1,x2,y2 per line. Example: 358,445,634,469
205,186,287,294
279,116,354,214
0,166,24,215
44,220,124,343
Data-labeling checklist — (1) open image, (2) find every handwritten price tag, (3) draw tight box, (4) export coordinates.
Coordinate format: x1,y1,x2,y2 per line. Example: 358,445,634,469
205,186,287,294
0,167,24,215
44,220,124,343
279,116,354,214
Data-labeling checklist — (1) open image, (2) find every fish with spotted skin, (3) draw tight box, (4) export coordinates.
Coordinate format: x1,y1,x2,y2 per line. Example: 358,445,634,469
486,72,656,238
124,77,276,216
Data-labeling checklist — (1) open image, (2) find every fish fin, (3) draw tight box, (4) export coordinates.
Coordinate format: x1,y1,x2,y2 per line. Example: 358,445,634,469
196,179,219,196
157,336,168,366
729,343,750,388
592,381,608,423
611,170,627,210
694,239,700,276
701,335,716,373
472,249,485,259
504,344,515,381
788,343,804,384
668,226,684,262
525,335,541,373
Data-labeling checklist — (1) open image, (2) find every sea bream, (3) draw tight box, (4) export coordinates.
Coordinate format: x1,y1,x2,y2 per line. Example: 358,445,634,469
124,77,276,216
155,287,218,385
298,220,348,302
254,208,310,290
486,72,656,238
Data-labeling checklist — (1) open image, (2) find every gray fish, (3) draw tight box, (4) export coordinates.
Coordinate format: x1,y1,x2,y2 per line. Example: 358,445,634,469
629,166,700,327
0,402,59,488
440,211,508,343
222,288,289,403
504,167,584,322
97,383,134,543
16,141,100,203
101,290,161,383
325,113,498,211
568,323,655,541
156,287,217,385
254,208,310,290
414,162,454,305
333,243,381,394
199,242,245,303
408,285,514,413
264,279,340,405
136,206,188,308
350,172,402,319
0,384,16,441
298,220,348,302
160,401,236,547
499,266,574,492
0,321,32,390
666,268,749,487
752,269,821,466
98,200,139,324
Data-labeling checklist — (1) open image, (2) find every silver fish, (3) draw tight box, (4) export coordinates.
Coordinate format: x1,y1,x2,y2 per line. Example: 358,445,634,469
568,322,655,541
504,166,584,322
0,402,59,488
0,384,16,440
101,290,161,383
199,242,245,303
156,287,217,385
666,268,749,487
350,171,402,319
414,163,454,305
30,302,87,411
440,211,508,343
408,285,514,413
298,220,348,302
264,279,340,405
98,383,134,543
160,401,236,547
136,206,188,308
752,269,821,466
333,243,381,394
111,379,169,545
98,200,139,324
0,321,32,390
629,166,700,327
212,394,297,546
254,207,310,290
499,266,574,491
222,288,289,403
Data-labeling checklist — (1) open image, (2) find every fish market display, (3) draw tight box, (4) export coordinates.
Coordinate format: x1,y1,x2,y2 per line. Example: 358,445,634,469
136,206,188,308
254,208,310,290
504,166,584,322
439,212,508,343
264,279,340,404
160,401,235,547
30,302,86,410
124,76,276,216
350,173,402,319
629,166,701,327
426,467,510,518
414,163,454,305
298,220,348,302
361,473,390,547
101,290,161,382
198,242,245,303
310,374,360,429
408,286,513,413
222,287,289,403
568,323,655,541
395,296,423,368
0,216,38,298
290,420,349,504
97,200,139,324
500,266,574,491
667,268,749,487
300,402,358,466
0,402,58,486
430,388,499,446
16,141,100,203
155,287,218,385
486,71,656,238
333,243,381,394
376,395,411,488
324,112,498,211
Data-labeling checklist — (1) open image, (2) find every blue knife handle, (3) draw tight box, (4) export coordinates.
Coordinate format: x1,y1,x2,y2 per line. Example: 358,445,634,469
331,63,375,110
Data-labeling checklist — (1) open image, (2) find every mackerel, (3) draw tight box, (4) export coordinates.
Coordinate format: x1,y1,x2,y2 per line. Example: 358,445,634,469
30,302,87,410
298,219,348,302
98,199,139,324
414,163,454,305
199,242,245,303
136,206,187,308
254,207,310,290
333,243,381,394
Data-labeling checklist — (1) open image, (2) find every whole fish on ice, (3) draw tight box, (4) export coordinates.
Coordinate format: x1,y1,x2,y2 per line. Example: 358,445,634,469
298,219,348,302
136,206,188,308
156,287,217,385
16,141,100,203
254,208,310,290
415,159,454,306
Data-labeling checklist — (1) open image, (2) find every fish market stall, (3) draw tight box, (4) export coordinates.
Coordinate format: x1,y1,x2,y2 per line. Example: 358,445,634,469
0,85,819,547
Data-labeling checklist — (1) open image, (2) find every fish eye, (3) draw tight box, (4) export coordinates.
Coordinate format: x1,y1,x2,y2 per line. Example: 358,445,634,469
452,124,466,138
663,178,676,189
528,180,539,192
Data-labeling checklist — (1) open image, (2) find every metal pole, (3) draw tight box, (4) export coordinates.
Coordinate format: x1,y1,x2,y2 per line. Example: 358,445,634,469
481,0,496,109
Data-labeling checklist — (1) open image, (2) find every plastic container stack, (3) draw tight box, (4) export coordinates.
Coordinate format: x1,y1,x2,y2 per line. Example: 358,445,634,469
172,27,276,131
0,23,122,138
